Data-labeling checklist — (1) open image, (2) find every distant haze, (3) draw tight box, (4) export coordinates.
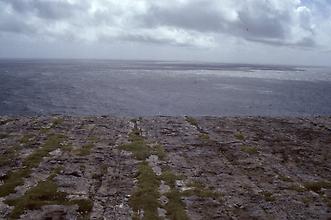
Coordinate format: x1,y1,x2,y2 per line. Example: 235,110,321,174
0,0,331,66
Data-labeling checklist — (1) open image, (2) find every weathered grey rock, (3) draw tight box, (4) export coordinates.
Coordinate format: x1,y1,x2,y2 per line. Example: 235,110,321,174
0,116,330,219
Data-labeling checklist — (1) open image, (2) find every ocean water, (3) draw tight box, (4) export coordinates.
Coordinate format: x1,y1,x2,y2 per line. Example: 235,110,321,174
0,59,331,116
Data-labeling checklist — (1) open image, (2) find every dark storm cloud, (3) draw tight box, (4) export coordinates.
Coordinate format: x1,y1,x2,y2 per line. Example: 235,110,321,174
142,1,288,39
0,0,328,49
139,1,315,48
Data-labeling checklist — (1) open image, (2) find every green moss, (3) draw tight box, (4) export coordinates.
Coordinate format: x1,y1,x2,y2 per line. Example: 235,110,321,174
130,162,161,220
262,191,275,202
303,181,331,193
241,146,258,154
0,168,31,197
51,118,64,127
234,132,245,141
128,127,144,142
302,197,312,206
92,164,108,180
278,175,293,182
183,181,221,199
185,116,198,127
152,144,166,160
286,184,306,192
87,135,98,142
70,199,93,216
20,134,35,144
5,172,92,219
62,142,73,152
77,143,94,156
198,133,210,141
120,140,150,161
164,190,189,220
187,181,204,189
0,147,17,167
160,170,180,188
23,134,65,168
120,127,151,160
0,134,65,197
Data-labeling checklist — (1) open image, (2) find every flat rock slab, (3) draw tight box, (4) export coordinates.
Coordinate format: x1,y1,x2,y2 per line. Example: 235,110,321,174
0,116,330,219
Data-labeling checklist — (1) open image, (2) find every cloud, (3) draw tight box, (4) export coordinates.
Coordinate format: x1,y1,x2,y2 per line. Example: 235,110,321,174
0,0,330,49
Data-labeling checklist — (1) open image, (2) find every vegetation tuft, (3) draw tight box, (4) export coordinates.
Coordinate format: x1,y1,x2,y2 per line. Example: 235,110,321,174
185,116,198,127
77,143,95,156
303,181,331,193
120,126,151,160
164,190,189,220
19,134,35,145
151,144,166,160
130,162,161,220
241,146,258,154
160,171,188,220
5,171,92,219
261,191,275,202
0,147,19,167
234,132,245,141
198,133,210,141
0,134,65,197
51,118,64,128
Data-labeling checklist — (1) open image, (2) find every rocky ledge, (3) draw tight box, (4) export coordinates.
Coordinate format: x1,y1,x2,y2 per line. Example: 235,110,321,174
0,116,330,220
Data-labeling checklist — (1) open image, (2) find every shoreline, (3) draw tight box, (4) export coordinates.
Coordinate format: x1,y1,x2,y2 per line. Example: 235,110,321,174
0,116,330,219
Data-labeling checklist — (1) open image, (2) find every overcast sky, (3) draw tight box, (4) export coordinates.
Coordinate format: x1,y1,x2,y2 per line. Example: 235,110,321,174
0,0,330,65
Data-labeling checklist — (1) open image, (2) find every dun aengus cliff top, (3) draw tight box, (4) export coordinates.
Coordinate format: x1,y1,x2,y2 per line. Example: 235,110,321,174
0,116,330,219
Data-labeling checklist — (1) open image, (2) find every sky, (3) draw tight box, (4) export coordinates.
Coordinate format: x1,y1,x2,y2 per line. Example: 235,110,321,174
0,0,330,65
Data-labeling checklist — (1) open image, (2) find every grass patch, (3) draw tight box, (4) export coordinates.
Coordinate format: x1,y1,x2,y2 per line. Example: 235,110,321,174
0,134,65,197
183,181,221,199
87,135,98,142
182,187,221,199
120,127,151,160
286,184,306,192
185,116,198,127
302,197,312,206
303,181,331,193
262,191,275,202
198,133,210,141
159,170,188,220
92,164,108,181
22,134,65,168
182,181,221,199
151,144,166,160
278,175,293,182
234,132,245,141
164,190,189,220
5,171,92,219
20,134,35,144
160,170,181,189
130,162,161,220
77,143,95,156
120,140,150,161
241,146,258,154
51,118,64,128
0,147,20,167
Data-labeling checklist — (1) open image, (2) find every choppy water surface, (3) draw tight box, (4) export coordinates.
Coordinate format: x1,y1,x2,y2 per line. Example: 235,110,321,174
0,59,330,116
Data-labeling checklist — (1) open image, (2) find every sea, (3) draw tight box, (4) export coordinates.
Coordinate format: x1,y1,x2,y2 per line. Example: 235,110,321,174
0,59,330,116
